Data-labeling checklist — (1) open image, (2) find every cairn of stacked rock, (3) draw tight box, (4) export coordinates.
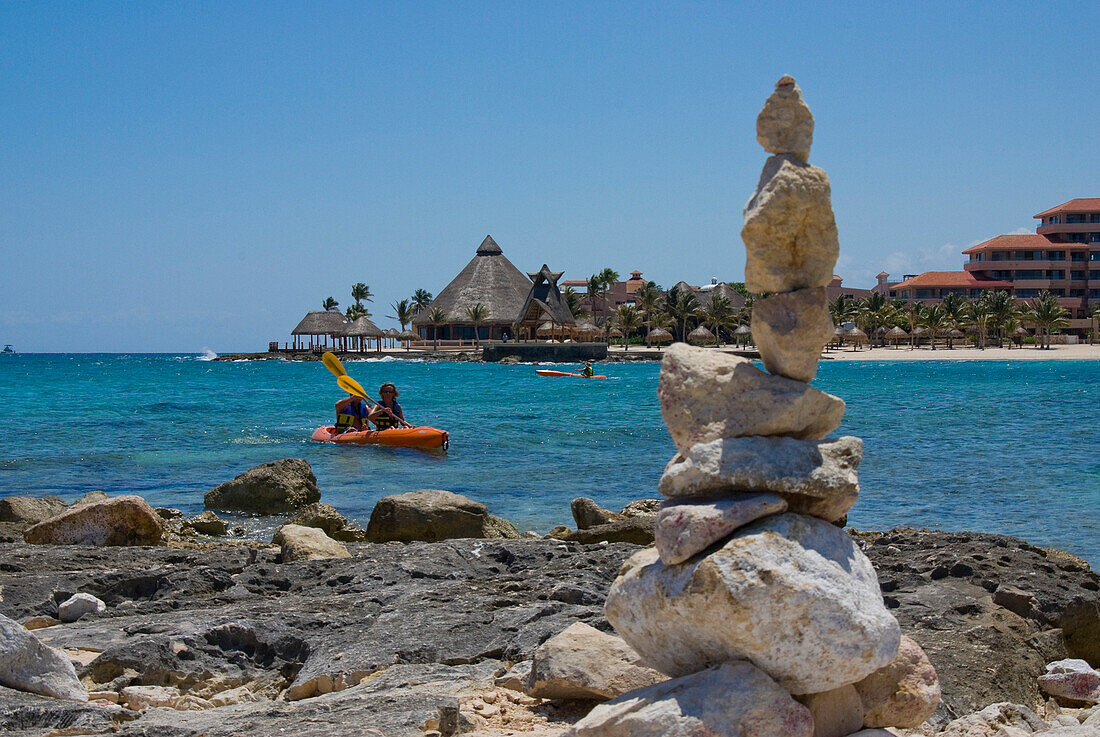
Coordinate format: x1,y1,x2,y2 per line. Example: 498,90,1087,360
568,77,941,737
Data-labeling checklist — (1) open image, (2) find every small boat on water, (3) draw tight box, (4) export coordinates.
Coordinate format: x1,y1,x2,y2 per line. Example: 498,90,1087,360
535,369,607,379
311,425,449,450
1,345,13,354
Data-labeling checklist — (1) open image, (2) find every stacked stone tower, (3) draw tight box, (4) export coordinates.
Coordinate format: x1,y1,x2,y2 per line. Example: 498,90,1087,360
568,78,941,737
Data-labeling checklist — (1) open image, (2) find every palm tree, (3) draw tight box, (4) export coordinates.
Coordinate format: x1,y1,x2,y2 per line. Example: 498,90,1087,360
665,285,700,342
427,306,447,351
597,268,620,315
563,286,589,320
829,295,859,327
322,296,339,311
919,303,952,350
704,295,736,347
613,304,643,351
967,298,992,349
465,303,490,347
634,281,662,336
985,290,1018,347
903,301,925,348
351,283,373,313
411,289,433,314
586,275,603,320
388,299,415,331
345,304,368,320
1027,291,1069,349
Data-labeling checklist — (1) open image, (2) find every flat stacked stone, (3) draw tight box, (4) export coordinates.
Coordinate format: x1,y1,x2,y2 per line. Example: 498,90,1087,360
574,77,941,737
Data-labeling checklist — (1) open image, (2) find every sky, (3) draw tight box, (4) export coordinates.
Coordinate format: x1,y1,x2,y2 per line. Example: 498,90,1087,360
2,1,1097,352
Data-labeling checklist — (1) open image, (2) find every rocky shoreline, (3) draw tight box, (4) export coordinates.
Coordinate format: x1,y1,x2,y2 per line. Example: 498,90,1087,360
0,480,1097,736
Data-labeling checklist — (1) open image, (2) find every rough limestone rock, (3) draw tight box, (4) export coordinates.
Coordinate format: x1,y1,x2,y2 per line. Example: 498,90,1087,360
572,498,618,529
0,496,68,525
182,511,228,536
565,661,813,737
1039,659,1100,704
756,75,814,162
204,459,320,514
526,622,665,700
121,684,183,710
939,702,1048,737
659,435,862,523
658,343,845,453
287,502,347,537
273,524,351,562
855,635,941,728
796,685,864,737
654,493,787,565
73,490,110,506
565,516,656,545
367,489,516,543
742,154,840,293
606,513,900,693
0,613,87,701
58,593,106,623
23,495,163,546
751,287,834,382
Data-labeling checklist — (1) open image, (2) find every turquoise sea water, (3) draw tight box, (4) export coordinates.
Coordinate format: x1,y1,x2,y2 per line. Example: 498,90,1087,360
0,353,1097,564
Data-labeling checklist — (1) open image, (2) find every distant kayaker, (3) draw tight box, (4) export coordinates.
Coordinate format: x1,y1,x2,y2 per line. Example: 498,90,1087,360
334,394,369,433
369,382,405,430
580,361,594,378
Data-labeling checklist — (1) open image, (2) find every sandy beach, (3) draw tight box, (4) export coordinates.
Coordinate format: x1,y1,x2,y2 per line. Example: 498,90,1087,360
819,343,1100,361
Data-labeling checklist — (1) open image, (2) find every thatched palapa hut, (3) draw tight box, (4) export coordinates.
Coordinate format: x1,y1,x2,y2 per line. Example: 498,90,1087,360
412,236,532,343
342,316,384,352
291,310,348,350
516,264,576,341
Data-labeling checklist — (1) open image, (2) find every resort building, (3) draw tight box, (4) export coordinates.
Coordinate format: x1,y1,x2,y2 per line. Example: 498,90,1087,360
412,235,576,342
561,270,649,321
886,198,1100,330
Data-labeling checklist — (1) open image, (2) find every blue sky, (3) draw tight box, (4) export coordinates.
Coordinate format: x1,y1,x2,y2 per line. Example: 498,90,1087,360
2,1,1097,352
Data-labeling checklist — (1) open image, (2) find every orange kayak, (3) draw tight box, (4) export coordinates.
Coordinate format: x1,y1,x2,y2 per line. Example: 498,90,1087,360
311,425,449,450
535,369,607,379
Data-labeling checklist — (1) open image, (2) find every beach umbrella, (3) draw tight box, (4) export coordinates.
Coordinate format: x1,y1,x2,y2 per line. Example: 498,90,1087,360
1013,326,1030,335
398,329,419,350
845,326,867,351
885,325,908,348
734,325,752,336
607,326,623,338
573,321,599,338
687,325,715,345
536,321,556,340
646,328,674,347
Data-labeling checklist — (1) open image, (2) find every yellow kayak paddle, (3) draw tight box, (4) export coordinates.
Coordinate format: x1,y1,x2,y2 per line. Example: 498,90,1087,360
321,351,347,378
326,354,414,429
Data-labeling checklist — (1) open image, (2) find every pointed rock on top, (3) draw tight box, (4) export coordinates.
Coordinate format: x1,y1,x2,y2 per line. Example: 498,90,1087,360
757,75,814,162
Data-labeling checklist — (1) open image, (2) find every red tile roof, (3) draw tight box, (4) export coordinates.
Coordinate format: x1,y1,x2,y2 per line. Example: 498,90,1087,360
890,271,1013,290
1034,198,1100,218
962,233,1053,254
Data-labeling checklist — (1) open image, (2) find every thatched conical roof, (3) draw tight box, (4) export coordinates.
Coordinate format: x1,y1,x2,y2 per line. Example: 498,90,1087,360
735,324,752,335
412,236,532,326
517,264,576,329
536,321,556,335
947,328,965,337
607,326,623,338
1013,326,1030,335
646,328,674,343
886,326,909,338
845,327,867,339
688,325,716,344
292,310,348,336
397,329,420,341
342,316,383,337
695,282,747,311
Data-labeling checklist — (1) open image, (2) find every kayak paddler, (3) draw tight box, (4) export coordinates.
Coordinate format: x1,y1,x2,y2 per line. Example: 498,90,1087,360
334,394,369,433
580,361,594,378
368,382,406,430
